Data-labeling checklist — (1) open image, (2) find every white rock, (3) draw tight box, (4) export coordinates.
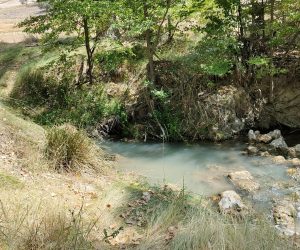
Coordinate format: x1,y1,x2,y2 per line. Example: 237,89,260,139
228,171,260,192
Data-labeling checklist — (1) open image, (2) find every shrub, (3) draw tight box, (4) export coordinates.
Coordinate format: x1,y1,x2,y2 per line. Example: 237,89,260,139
10,66,69,108
45,124,99,171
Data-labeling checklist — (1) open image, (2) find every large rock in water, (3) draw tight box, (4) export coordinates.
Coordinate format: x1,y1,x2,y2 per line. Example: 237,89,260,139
228,171,260,192
218,190,247,214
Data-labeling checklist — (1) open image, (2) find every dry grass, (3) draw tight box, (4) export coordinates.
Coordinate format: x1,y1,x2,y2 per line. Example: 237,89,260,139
45,124,106,172
0,199,96,250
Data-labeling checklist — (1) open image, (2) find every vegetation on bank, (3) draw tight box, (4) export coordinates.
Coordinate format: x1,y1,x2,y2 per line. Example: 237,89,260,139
0,101,297,249
1,0,297,142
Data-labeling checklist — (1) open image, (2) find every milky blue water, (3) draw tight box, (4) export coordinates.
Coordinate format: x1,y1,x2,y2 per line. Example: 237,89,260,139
103,140,291,196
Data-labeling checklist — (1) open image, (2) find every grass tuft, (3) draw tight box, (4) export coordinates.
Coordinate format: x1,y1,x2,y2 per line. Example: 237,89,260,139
0,201,95,250
45,124,101,172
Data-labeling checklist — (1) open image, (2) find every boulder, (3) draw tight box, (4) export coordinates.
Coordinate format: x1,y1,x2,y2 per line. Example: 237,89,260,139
273,200,298,236
257,134,273,143
228,171,260,192
218,190,247,214
270,137,288,148
267,129,282,140
289,158,300,167
247,146,258,155
248,130,256,141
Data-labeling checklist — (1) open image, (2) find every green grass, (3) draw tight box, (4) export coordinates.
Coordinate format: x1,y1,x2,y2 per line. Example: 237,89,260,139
0,172,23,189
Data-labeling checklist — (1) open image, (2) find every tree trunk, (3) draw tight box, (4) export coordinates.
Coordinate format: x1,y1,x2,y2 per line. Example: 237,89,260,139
83,17,93,84
143,2,155,83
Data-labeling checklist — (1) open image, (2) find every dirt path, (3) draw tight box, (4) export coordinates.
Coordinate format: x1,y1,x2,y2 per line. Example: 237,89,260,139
0,0,43,43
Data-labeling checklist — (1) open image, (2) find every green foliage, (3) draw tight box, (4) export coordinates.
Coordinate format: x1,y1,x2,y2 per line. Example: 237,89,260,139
248,56,270,66
96,45,135,72
35,85,127,128
45,125,96,171
10,66,69,107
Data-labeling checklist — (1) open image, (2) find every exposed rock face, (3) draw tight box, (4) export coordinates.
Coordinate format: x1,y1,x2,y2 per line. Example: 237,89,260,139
273,200,298,236
261,83,300,129
228,171,260,192
202,86,254,141
218,190,247,214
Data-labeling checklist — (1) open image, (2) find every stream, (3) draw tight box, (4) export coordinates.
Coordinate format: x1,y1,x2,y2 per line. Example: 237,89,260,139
104,140,294,195
103,139,300,231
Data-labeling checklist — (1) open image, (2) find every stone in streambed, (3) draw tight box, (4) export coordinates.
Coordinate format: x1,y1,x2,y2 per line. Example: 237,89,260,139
257,134,273,143
247,146,258,155
270,137,288,148
228,170,260,192
273,200,298,236
288,158,300,167
218,190,247,214
272,155,287,164
248,130,256,142
267,129,282,140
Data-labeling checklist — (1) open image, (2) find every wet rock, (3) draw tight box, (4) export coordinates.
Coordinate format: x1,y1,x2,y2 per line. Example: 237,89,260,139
218,190,247,214
247,146,258,155
273,200,298,236
270,137,288,148
272,155,287,164
287,168,300,181
267,129,282,140
255,130,260,136
260,151,270,157
257,134,273,143
294,144,300,158
228,171,260,192
287,147,297,158
248,130,256,141
289,158,300,167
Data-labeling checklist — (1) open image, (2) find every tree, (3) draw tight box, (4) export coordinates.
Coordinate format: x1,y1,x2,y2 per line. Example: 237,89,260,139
118,0,192,83
20,0,113,84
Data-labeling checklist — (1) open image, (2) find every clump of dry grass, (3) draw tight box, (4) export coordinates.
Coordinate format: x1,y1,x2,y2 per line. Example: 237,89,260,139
0,200,96,250
45,124,103,172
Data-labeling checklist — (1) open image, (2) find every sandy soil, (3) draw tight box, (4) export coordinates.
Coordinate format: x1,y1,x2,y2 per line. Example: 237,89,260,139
0,0,43,43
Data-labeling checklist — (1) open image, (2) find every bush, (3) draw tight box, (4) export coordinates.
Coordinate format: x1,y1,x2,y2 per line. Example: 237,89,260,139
10,66,69,107
45,124,99,171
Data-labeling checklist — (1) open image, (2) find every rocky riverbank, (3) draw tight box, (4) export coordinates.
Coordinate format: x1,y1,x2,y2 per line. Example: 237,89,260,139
216,129,300,236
